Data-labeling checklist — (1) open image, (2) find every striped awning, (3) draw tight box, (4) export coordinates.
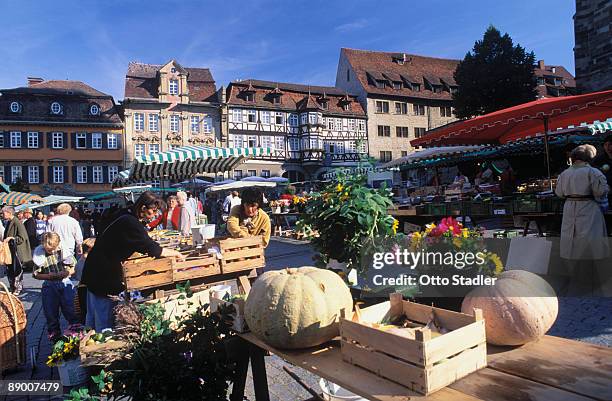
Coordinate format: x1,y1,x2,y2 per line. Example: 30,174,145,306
322,166,393,180
129,146,270,182
0,192,43,206
588,119,612,134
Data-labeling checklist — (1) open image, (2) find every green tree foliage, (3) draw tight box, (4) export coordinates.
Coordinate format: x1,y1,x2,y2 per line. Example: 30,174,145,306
453,26,537,119
9,177,30,193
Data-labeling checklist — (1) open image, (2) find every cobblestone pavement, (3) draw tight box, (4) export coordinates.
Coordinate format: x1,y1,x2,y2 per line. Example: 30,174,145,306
2,237,610,401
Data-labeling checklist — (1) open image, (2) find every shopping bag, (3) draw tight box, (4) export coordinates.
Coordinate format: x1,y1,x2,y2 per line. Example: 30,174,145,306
0,242,12,266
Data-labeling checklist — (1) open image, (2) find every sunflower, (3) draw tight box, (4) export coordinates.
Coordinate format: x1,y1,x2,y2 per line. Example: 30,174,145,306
336,183,344,193
391,219,399,235
486,252,504,276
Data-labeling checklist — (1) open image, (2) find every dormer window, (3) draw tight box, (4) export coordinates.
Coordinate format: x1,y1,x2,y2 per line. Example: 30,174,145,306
245,93,254,102
50,102,62,115
320,100,328,110
9,102,21,113
271,96,281,104
412,83,421,92
89,104,100,116
393,82,402,90
342,103,350,111
375,80,387,89
169,79,179,95
171,67,177,73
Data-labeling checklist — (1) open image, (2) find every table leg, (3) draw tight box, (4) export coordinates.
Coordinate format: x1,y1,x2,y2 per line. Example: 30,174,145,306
536,219,544,237
523,219,531,236
250,343,271,401
230,338,250,401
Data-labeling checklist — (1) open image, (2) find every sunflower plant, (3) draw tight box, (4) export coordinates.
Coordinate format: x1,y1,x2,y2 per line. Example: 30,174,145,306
297,174,399,273
47,334,82,367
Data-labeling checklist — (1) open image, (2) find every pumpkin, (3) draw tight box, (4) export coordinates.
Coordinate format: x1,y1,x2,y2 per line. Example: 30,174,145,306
461,270,558,346
245,267,353,349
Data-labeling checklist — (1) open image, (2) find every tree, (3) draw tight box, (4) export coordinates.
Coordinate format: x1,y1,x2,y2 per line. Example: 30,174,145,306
453,25,537,119
10,177,30,193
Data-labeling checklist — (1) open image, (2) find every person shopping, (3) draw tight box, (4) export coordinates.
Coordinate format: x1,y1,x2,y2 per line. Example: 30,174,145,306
80,192,185,331
147,195,180,230
1,206,32,295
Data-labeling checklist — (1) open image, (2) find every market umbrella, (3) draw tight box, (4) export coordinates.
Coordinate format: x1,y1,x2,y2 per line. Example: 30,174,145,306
266,177,289,183
381,145,485,169
130,146,271,181
205,181,276,193
0,192,43,206
15,195,85,211
241,176,269,182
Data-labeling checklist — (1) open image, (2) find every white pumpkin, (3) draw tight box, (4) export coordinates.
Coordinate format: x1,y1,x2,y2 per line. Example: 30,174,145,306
462,270,558,346
245,267,353,349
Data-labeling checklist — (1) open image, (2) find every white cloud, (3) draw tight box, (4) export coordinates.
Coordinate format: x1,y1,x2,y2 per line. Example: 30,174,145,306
334,18,370,33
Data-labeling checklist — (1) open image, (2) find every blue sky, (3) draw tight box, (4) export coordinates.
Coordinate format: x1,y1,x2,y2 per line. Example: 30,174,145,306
0,0,576,100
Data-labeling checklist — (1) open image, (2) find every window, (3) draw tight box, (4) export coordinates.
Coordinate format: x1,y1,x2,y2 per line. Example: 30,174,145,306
414,127,426,138
393,82,402,89
342,103,350,111
308,113,318,125
376,80,387,89
52,166,64,183
232,109,243,123
379,151,392,162
261,170,270,178
77,166,87,184
327,118,334,130
148,144,160,155
348,119,356,131
0,135,3,148
134,113,144,131
274,112,284,125
90,104,100,115
148,114,159,131
10,132,21,148
203,117,212,133
271,96,281,104
52,132,63,149
320,100,328,110
50,102,62,114
247,136,257,147
247,110,256,123
289,114,299,126
377,125,391,137
10,166,22,183
170,115,180,132
92,133,102,149
27,132,38,148
0,166,6,182
413,104,426,116
134,144,145,158
108,166,119,183
151,179,160,188
190,116,200,134
169,79,179,95
231,134,244,148
336,141,345,154
261,136,272,149
275,136,285,150
401,151,408,157
348,141,357,153
412,83,421,92
440,106,452,117
9,102,21,113
375,101,389,113
334,118,342,131
76,133,86,149
93,166,103,183
107,133,118,149
233,170,243,180
244,93,254,102
289,137,300,152
346,69,350,81
300,113,308,125
247,170,256,177
396,126,410,138
395,102,408,114
261,111,271,124
358,120,366,132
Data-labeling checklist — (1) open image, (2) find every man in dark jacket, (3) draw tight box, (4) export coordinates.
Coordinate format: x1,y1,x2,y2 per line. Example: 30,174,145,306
22,208,39,252
1,206,32,295
592,134,612,234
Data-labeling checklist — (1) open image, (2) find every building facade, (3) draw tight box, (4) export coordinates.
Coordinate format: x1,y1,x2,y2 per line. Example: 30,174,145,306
534,60,576,98
335,48,459,161
574,0,612,93
224,80,368,181
0,78,124,195
122,60,222,175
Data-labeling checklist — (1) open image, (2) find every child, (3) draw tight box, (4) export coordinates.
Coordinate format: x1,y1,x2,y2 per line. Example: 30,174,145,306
32,232,80,342
74,238,95,324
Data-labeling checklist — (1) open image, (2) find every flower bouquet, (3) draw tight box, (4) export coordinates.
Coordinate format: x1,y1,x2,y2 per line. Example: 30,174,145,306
47,332,89,386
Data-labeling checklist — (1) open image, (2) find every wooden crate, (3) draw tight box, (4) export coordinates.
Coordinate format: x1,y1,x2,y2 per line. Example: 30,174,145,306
172,253,221,282
122,256,173,291
340,293,486,395
217,236,265,273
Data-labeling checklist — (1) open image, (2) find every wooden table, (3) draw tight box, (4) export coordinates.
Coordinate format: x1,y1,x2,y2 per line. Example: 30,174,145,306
231,333,612,401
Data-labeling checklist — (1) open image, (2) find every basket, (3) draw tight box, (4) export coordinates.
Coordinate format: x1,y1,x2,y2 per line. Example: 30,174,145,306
0,282,26,372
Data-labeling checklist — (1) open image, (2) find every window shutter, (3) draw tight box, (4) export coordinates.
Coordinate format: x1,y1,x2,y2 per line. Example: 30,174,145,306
102,133,108,149
22,166,27,182
63,166,68,183
86,133,92,149
63,133,68,149
47,166,53,183
47,133,52,148
39,166,44,184
72,165,78,184
71,133,77,149
102,166,109,183
5,165,11,185
1,132,6,148
21,132,27,149
116,134,122,150
38,132,43,149
87,166,94,184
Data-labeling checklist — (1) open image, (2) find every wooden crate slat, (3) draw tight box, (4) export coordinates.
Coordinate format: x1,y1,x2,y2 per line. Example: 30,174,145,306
426,343,487,393
341,339,427,394
403,300,476,330
173,263,221,281
125,269,173,290
219,236,263,250
221,255,265,273
222,247,264,261
340,319,426,365
123,258,172,277
424,320,486,365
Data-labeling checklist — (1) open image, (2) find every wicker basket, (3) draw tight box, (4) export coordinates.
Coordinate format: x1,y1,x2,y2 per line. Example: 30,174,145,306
0,282,26,372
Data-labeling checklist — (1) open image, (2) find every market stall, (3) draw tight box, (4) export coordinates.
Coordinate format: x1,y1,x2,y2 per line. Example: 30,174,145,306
0,191,43,206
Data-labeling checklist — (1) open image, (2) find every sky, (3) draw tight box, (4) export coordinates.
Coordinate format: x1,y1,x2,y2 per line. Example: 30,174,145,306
0,0,576,101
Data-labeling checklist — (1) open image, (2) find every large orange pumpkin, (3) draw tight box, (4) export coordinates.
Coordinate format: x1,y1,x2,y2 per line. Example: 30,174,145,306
461,270,558,346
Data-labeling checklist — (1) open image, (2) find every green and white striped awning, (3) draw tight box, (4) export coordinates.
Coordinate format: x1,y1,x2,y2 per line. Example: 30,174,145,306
116,146,270,186
0,192,43,206
589,118,612,135
322,166,392,180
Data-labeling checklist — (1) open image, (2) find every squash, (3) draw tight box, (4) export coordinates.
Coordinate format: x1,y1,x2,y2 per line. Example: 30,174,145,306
461,270,558,346
245,267,353,349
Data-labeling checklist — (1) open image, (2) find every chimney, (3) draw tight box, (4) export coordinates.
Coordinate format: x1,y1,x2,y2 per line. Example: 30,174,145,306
27,77,44,87
537,60,545,70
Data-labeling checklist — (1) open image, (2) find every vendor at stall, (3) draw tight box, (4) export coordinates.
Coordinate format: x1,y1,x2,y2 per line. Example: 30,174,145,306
227,187,271,247
81,192,185,332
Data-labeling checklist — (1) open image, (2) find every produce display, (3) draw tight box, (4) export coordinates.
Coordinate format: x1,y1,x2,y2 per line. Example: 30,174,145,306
245,267,353,349
461,269,558,345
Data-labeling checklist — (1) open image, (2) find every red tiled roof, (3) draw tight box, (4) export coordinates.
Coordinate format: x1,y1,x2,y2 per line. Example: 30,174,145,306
227,79,365,116
341,48,460,100
124,62,218,102
534,64,576,98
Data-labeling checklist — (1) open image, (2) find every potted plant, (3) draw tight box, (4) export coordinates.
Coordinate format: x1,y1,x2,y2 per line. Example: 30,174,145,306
47,333,89,386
